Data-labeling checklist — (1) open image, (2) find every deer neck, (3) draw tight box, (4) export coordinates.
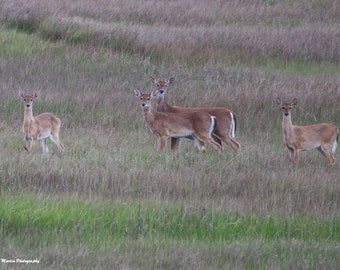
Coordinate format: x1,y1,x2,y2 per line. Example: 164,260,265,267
22,107,35,137
24,108,34,123
156,96,171,112
142,107,156,126
282,114,295,142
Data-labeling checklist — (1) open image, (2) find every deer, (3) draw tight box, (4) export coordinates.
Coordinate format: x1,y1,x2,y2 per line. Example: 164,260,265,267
19,91,65,154
149,76,240,151
134,89,222,154
276,98,338,165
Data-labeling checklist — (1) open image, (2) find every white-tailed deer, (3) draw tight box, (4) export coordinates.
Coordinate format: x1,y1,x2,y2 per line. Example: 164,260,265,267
19,91,65,154
134,89,222,154
276,98,338,164
150,76,240,151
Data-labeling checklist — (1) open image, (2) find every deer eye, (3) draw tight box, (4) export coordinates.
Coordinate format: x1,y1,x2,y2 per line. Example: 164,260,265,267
282,106,285,109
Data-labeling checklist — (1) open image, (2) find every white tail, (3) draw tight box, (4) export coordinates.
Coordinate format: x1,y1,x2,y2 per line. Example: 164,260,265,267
134,89,222,154
19,91,65,154
276,98,338,164
150,76,240,151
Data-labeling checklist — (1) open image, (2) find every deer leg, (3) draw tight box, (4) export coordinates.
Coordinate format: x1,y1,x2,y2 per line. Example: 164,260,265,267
320,145,336,164
158,136,167,152
292,148,299,164
212,134,222,147
60,141,65,153
50,135,65,154
214,122,240,151
215,132,240,151
58,141,65,154
29,139,36,153
40,139,49,154
317,146,327,157
192,135,205,153
196,134,221,154
286,145,294,161
170,138,180,150
23,139,30,152
195,117,222,154
206,137,222,154
227,137,241,151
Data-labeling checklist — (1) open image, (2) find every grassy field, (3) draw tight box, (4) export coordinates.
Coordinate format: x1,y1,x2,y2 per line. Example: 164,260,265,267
0,0,339,269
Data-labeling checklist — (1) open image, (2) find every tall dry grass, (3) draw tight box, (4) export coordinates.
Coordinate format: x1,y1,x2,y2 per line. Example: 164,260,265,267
0,27,339,217
1,0,340,62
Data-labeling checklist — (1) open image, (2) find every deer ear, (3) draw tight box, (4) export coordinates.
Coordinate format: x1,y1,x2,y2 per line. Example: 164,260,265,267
149,76,157,84
19,90,25,99
168,76,175,84
134,89,142,98
276,98,282,106
150,89,160,99
33,91,39,99
292,98,297,106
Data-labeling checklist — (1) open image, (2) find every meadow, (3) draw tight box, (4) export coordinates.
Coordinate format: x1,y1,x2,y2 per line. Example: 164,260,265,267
0,0,339,269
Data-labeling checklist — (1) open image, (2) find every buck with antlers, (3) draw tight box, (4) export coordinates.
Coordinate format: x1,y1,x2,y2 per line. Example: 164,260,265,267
20,91,65,154
276,98,338,164
134,89,222,154
149,76,240,151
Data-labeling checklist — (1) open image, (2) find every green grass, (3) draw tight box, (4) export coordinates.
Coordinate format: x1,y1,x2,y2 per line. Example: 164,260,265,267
1,195,339,269
0,29,51,57
1,194,339,243
257,58,340,77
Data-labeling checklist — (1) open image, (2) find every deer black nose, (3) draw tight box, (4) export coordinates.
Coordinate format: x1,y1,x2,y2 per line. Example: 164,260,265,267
284,112,289,117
